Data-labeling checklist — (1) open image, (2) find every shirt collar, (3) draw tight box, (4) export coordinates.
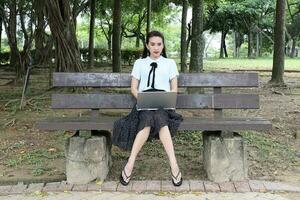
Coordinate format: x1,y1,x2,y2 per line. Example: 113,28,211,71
146,56,163,63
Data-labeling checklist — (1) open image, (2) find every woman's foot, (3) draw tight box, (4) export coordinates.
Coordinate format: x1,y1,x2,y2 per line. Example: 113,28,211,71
171,165,183,186
119,161,133,186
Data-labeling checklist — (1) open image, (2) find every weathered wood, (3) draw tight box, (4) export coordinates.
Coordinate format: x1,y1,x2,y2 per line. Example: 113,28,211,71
51,93,259,109
36,117,272,131
213,87,223,119
53,72,258,87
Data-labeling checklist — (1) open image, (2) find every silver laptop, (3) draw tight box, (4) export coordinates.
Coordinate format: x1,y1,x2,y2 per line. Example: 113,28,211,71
136,91,177,111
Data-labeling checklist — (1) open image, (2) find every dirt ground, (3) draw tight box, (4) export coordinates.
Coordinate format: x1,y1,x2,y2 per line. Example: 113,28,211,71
0,66,299,185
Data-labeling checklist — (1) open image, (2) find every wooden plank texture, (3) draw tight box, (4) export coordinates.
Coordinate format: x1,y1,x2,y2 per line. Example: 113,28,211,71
36,117,272,131
51,93,259,109
53,73,258,87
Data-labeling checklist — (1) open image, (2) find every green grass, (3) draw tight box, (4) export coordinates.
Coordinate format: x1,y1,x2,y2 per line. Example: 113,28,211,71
5,149,64,168
242,131,297,166
173,57,300,71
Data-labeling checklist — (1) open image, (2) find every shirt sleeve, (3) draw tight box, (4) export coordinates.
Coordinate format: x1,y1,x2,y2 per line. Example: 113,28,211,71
131,60,140,80
169,59,179,80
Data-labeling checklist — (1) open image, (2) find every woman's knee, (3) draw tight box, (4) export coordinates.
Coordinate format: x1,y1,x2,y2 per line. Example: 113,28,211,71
159,125,170,136
138,126,151,135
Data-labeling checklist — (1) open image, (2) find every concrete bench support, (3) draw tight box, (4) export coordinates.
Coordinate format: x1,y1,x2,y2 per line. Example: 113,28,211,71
203,131,248,182
65,131,112,184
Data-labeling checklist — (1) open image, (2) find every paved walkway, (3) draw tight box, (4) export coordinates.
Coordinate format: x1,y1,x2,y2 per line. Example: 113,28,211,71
1,191,300,200
0,180,299,200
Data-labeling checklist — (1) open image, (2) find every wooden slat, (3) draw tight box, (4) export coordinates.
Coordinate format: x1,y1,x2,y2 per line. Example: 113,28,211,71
53,72,258,87
51,93,259,109
36,117,272,131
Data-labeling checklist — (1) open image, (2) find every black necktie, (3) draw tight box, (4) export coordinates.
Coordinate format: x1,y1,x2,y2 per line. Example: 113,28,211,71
147,62,157,89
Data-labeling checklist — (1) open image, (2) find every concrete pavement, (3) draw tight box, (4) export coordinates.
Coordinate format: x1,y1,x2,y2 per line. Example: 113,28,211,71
1,191,300,200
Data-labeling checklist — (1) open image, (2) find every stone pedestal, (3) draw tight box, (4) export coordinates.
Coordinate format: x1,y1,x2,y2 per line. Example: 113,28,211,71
65,131,112,184
203,131,248,182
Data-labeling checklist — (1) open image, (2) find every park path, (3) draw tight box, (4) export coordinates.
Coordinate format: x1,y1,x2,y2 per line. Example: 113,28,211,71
1,191,300,200
0,180,300,200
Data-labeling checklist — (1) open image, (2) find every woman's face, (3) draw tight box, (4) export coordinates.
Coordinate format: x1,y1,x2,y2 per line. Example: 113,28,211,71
146,36,164,59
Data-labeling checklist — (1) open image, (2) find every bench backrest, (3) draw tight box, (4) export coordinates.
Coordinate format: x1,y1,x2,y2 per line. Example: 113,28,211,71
52,72,259,112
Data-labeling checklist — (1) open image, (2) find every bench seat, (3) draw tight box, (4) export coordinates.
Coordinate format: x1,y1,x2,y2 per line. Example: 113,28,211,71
37,116,271,131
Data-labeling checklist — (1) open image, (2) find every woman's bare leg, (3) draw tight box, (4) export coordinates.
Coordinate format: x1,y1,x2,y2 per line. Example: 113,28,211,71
159,125,181,182
122,126,151,182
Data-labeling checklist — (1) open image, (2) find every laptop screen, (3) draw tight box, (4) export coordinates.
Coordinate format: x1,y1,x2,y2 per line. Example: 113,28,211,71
136,92,177,111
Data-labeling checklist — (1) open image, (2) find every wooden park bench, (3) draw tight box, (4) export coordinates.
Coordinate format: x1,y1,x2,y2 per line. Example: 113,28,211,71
36,72,272,184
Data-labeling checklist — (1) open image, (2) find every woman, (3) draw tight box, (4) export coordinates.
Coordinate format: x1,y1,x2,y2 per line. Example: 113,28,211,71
112,31,183,187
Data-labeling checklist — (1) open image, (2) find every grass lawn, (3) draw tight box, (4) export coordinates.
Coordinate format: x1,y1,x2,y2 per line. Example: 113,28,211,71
173,57,300,71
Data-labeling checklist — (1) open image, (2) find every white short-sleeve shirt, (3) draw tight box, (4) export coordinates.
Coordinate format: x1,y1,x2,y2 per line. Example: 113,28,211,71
131,56,179,92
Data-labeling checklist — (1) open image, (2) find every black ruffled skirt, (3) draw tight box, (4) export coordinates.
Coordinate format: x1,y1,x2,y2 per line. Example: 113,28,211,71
112,105,183,150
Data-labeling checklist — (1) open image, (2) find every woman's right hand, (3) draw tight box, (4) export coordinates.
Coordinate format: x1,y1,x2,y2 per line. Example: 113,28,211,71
131,77,139,99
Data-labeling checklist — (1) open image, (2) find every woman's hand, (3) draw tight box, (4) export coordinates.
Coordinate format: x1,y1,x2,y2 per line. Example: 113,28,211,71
131,77,139,99
170,77,178,92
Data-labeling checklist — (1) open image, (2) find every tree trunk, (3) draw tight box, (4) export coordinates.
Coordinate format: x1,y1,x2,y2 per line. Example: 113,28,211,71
256,30,260,57
88,0,96,68
270,0,285,85
3,1,23,81
146,0,151,34
112,0,121,72
248,28,255,58
0,16,2,52
19,4,33,73
135,15,142,48
45,0,82,72
290,38,296,58
219,31,224,58
233,31,237,58
190,0,204,72
224,33,228,58
259,31,263,57
180,0,188,72
34,0,47,65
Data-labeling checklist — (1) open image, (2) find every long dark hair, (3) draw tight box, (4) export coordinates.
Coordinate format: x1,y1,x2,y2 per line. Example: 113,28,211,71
142,31,167,58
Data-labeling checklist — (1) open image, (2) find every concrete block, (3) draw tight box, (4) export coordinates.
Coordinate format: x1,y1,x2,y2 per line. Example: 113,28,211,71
42,182,61,192
65,133,112,184
161,180,176,192
101,181,118,192
24,183,44,193
219,182,236,192
175,180,190,192
203,131,248,182
249,180,266,192
72,184,88,192
10,182,27,194
131,181,147,193
190,180,205,192
117,182,133,192
234,181,251,192
203,181,220,192
146,180,161,192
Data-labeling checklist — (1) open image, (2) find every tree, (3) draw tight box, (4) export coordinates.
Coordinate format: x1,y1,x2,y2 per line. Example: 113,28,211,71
189,0,204,72
286,0,300,57
270,0,285,85
112,0,121,72
19,0,34,70
88,0,95,68
146,0,151,34
45,0,82,72
180,0,188,72
71,0,90,30
0,14,2,52
1,0,23,81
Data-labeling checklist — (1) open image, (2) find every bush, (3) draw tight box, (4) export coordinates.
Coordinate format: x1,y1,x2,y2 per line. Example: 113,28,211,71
79,48,142,65
121,49,143,65
0,52,10,64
